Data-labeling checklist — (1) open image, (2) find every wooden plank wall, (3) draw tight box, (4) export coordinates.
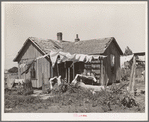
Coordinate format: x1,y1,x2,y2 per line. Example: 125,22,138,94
84,59,103,85
18,41,51,88
103,41,121,85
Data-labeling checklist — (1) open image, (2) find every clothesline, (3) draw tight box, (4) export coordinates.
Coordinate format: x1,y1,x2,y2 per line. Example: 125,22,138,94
48,51,107,67
20,50,107,75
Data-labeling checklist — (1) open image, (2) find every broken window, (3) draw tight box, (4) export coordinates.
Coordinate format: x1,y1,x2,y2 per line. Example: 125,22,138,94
30,62,36,79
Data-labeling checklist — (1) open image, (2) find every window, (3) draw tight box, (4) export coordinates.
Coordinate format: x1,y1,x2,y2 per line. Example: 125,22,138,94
110,54,115,67
30,63,36,79
110,54,115,73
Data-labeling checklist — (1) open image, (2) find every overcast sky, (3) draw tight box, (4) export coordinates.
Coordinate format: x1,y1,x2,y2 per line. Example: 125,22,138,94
3,2,147,69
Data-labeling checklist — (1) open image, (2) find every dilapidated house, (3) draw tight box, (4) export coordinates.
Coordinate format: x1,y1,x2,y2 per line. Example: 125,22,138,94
13,32,123,88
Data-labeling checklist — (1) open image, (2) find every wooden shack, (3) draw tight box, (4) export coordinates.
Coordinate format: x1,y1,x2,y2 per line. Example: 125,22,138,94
14,33,123,88
13,37,53,88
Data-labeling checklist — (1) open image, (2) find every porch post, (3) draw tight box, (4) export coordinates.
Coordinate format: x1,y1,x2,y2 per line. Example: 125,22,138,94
73,62,75,79
65,62,67,82
68,67,70,84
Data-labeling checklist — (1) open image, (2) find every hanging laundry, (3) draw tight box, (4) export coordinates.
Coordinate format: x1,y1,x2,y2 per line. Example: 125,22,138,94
21,59,35,75
49,51,59,67
36,53,50,60
85,55,93,62
120,55,134,68
75,54,81,61
92,55,99,60
33,50,107,67
20,63,26,68
79,54,87,62
68,54,76,62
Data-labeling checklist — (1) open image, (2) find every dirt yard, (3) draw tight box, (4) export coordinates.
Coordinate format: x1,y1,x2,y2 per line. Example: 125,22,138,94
4,79,145,113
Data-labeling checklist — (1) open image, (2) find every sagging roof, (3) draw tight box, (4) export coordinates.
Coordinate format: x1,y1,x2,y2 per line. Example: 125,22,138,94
63,37,123,55
14,36,123,62
29,37,63,53
13,37,63,61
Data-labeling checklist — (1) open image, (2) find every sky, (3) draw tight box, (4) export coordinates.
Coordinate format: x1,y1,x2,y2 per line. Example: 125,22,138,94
3,2,147,69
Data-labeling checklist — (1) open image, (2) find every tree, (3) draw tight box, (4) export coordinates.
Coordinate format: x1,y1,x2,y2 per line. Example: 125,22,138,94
8,67,18,73
124,46,133,56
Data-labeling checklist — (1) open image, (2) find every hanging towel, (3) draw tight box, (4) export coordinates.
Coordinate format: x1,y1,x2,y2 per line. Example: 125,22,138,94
85,55,92,62
49,51,59,67
79,54,87,62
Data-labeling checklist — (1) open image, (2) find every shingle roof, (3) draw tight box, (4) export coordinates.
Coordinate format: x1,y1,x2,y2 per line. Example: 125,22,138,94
62,37,113,55
14,36,123,62
29,37,63,53
29,37,116,55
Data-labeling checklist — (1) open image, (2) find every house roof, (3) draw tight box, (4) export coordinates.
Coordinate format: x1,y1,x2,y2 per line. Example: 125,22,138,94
13,37,63,61
13,36,123,62
29,37,63,53
62,37,123,55
133,52,145,56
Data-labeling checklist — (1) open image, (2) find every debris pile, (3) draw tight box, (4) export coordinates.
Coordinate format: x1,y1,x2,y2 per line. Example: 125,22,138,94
45,74,142,111
17,79,33,95
50,79,69,95
121,96,137,108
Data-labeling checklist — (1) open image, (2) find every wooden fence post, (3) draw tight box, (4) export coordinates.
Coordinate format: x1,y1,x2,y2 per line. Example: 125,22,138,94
131,56,136,93
57,63,59,76
65,62,67,83
101,59,103,85
68,67,70,84
73,62,75,79
129,56,136,93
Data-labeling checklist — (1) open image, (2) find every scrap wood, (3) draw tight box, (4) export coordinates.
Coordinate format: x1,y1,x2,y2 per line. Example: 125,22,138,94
71,74,97,86
112,83,129,93
121,96,138,108
85,85,105,92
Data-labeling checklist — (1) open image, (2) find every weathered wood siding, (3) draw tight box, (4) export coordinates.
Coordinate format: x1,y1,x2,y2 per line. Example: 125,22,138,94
17,41,51,88
84,59,103,85
103,40,121,85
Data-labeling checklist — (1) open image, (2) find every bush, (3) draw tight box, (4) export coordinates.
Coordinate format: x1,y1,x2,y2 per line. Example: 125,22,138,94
8,67,18,73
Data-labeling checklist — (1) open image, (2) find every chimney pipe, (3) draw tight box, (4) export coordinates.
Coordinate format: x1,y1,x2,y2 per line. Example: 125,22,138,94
75,34,80,42
57,32,62,41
